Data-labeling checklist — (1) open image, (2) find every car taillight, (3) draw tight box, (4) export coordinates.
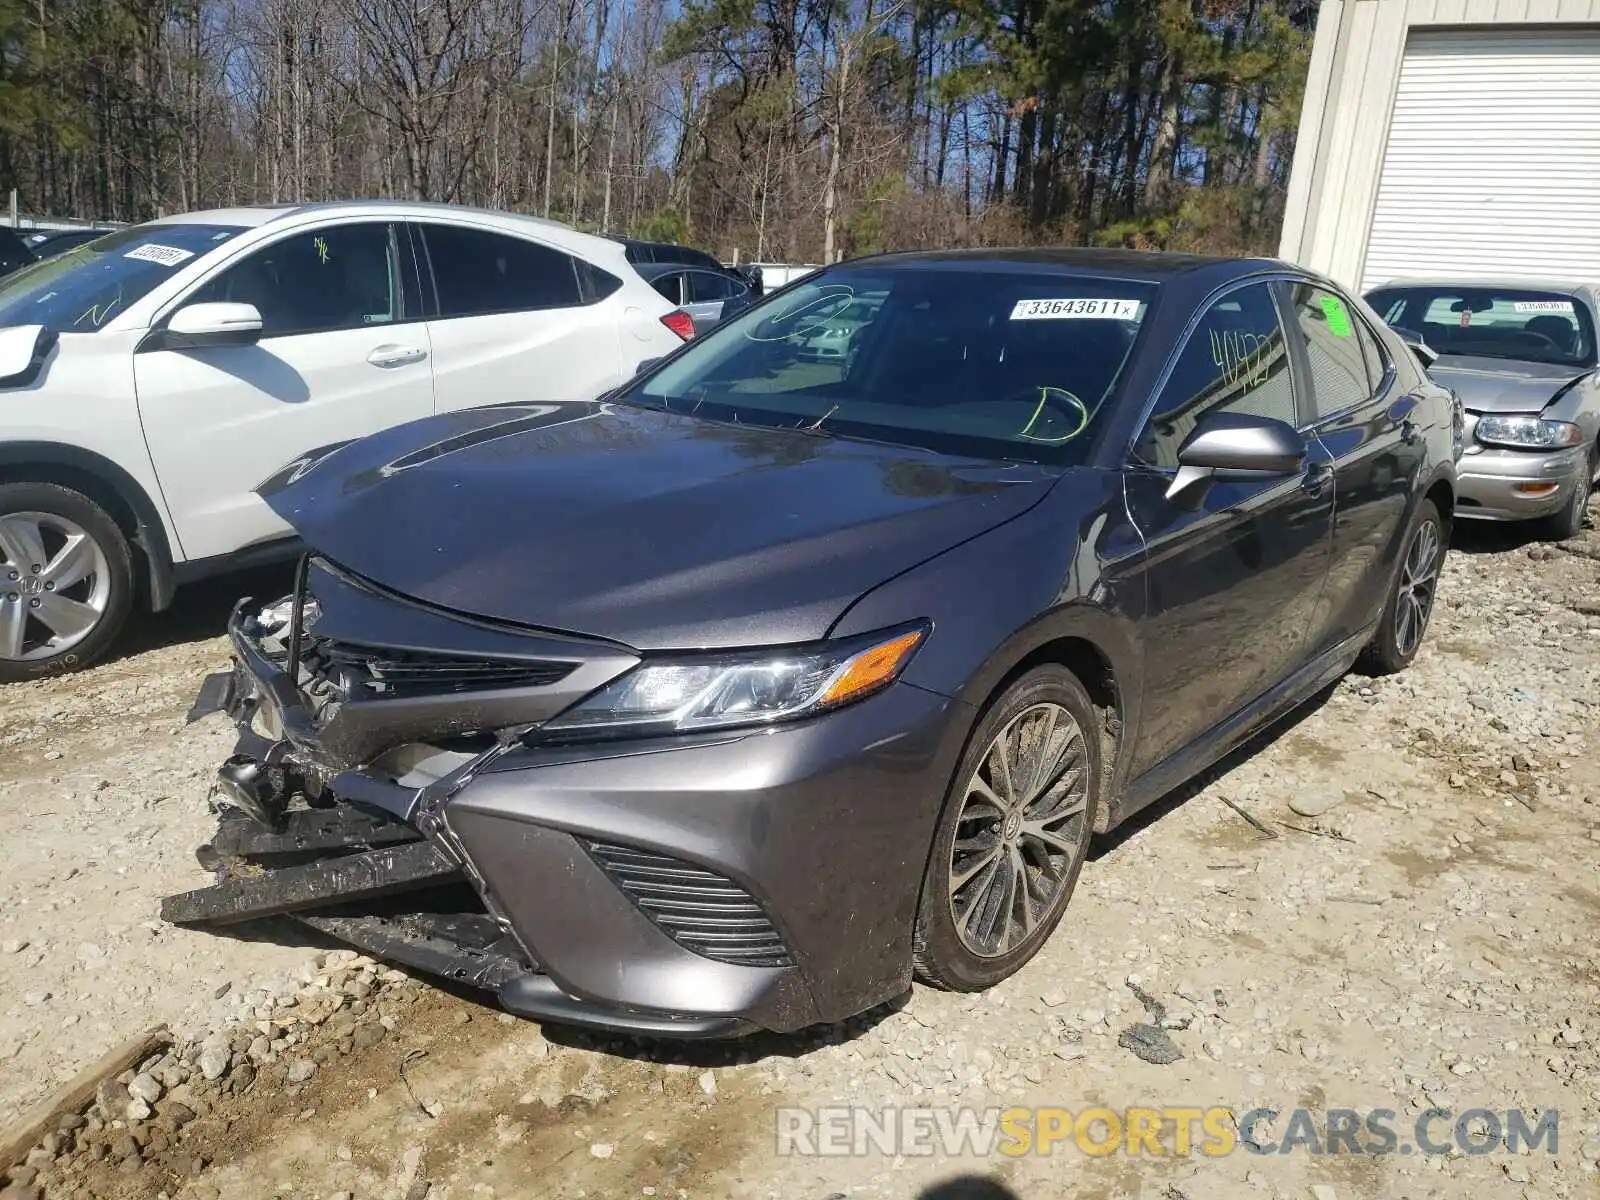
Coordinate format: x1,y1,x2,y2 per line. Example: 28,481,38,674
661,310,695,341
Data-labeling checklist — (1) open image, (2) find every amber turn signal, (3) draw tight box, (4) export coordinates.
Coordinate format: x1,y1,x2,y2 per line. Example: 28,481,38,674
819,630,926,707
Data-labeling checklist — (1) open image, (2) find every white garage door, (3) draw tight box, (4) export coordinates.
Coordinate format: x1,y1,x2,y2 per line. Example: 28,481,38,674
1362,29,1600,292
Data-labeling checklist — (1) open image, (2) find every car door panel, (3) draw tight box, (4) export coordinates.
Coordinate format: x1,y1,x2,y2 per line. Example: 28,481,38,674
133,221,434,562
414,222,626,411
1124,461,1334,778
1286,282,1422,652
1122,280,1335,778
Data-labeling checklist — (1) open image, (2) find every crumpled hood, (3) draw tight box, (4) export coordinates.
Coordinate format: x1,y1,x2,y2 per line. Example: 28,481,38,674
1430,355,1594,414
260,401,1059,649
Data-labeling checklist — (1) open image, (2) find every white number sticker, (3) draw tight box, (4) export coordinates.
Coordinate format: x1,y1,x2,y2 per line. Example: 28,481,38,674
1512,300,1574,314
124,243,195,267
1010,297,1141,321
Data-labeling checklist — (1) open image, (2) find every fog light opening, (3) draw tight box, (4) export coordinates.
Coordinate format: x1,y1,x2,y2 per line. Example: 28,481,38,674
1512,482,1560,497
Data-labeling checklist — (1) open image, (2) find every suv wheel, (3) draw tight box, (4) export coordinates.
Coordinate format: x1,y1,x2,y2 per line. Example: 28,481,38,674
1359,497,1443,677
913,665,1100,991
0,483,133,683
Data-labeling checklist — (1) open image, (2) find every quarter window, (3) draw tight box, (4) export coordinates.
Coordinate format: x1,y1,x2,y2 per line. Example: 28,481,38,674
1354,312,1390,394
418,224,583,318
649,273,685,306
1134,282,1297,469
187,222,400,338
1289,284,1375,420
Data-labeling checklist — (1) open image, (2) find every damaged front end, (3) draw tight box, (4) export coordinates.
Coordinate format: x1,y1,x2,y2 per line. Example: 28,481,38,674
160,555,726,1028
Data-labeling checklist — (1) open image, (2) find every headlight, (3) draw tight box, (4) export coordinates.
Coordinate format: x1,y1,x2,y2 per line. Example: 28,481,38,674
541,626,926,739
1474,415,1582,450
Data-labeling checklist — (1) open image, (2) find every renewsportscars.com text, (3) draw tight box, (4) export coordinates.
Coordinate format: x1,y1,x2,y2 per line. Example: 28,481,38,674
774,1105,1559,1159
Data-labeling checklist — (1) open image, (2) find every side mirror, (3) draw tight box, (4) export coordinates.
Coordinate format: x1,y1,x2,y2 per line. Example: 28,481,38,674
1166,412,1307,506
0,324,57,387
1389,326,1438,370
164,302,264,349
633,356,663,377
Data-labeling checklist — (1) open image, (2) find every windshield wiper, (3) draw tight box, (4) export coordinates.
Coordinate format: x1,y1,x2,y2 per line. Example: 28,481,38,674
796,404,841,435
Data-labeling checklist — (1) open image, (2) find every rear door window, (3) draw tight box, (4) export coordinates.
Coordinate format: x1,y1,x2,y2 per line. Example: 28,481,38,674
1288,284,1375,420
688,271,743,302
417,224,584,318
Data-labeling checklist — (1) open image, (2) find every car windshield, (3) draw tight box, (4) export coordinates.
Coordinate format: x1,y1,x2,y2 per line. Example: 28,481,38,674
0,224,243,333
625,267,1156,464
1366,285,1596,368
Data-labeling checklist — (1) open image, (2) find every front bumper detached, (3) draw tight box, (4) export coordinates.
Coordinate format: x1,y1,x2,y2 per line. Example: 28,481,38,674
164,566,966,1037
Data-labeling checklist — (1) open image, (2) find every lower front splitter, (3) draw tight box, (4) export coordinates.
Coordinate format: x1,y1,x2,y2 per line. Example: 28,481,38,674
496,974,755,1038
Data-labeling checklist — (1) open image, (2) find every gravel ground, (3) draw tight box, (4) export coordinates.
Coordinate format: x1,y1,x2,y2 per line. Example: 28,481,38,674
1,522,1597,1200
0,566,308,1119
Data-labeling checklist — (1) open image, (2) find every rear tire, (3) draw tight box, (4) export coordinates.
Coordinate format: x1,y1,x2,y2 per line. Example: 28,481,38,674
1359,497,1444,677
1538,447,1594,542
912,665,1100,992
0,482,133,684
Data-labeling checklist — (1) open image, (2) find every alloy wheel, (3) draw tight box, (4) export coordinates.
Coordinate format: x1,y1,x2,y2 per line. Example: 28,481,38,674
0,511,112,661
1394,517,1441,660
948,702,1090,958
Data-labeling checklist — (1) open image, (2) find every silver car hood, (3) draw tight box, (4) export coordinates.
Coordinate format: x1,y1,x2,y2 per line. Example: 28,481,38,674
1430,355,1593,414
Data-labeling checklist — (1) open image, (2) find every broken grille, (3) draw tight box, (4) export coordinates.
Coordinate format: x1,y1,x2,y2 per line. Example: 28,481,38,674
587,841,794,969
306,640,576,700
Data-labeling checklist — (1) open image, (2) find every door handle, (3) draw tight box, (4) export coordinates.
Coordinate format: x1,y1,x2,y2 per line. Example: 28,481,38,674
367,344,427,368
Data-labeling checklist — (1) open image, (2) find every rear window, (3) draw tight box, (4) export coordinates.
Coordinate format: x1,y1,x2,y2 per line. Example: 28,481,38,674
627,268,1156,464
1366,285,1595,368
0,224,242,332
419,224,584,317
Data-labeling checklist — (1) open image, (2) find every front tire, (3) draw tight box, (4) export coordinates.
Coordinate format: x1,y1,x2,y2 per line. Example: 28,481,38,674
912,665,1100,991
1359,497,1444,677
0,483,133,684
1538,447,1594,542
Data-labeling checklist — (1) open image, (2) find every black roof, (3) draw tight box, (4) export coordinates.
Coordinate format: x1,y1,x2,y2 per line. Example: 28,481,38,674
844,247,1284,282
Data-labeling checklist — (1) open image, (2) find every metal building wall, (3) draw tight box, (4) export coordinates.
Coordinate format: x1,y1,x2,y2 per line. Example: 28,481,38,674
1278,0,1600,291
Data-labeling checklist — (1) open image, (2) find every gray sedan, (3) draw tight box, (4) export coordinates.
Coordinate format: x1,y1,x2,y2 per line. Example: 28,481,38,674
1366,279,1599,539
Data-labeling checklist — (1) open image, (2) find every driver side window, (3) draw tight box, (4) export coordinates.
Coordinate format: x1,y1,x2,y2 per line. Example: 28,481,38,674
186,222,401,338
1134,282,1296,469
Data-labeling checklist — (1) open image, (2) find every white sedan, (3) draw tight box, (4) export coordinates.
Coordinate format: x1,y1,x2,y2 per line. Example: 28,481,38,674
0,201,690,681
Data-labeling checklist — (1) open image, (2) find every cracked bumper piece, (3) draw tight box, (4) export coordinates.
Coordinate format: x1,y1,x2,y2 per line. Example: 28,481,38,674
168,591,968,1037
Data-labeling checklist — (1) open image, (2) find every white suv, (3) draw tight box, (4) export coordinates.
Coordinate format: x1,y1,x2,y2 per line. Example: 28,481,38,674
0,201,690,681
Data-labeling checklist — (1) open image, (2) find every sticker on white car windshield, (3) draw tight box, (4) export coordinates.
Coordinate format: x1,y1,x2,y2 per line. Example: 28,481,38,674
124,243,195,267
1513,300,1575,314
1010,297,1141,321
